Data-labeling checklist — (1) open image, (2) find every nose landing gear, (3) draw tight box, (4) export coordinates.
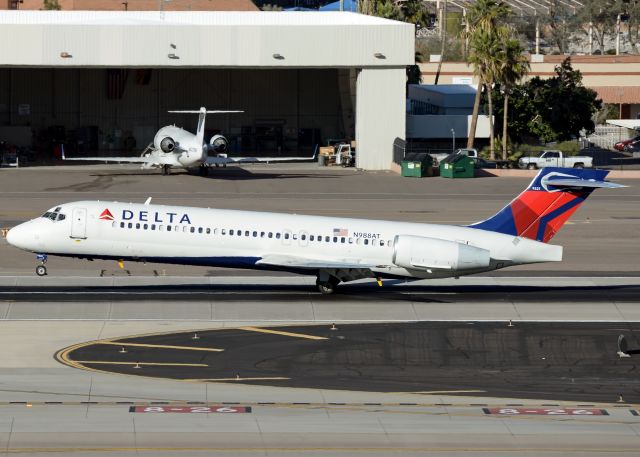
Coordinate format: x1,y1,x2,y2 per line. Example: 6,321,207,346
35,254,48,276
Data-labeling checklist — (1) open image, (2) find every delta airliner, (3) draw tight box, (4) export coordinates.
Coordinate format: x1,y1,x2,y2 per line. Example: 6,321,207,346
6,168,623,293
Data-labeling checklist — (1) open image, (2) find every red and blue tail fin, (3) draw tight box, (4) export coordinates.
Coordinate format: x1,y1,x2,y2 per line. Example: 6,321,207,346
469,167,624,243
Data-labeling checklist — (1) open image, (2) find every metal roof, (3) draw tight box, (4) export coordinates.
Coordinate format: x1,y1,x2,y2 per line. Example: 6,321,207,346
425,0,585,15
0,10,399,26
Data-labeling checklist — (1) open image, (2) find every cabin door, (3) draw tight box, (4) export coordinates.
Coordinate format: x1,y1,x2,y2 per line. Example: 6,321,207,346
70,208,88,239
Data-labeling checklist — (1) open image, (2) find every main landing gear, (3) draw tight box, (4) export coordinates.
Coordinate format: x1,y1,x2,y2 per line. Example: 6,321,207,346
161,165,171,176
316,275,340,295
199,164,209,176
35,254,48,276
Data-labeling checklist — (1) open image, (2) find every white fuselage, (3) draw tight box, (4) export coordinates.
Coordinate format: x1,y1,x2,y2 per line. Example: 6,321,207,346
151,126,206,168
7,201,563,280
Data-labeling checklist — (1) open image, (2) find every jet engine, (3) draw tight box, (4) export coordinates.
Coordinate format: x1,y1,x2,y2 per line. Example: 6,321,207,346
209,134,228,153
159,137,176,153
393,235,490,271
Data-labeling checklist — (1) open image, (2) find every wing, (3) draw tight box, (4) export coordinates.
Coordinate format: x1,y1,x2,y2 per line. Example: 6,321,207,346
62,155,156,164
257,254,379,270
205,152,316,166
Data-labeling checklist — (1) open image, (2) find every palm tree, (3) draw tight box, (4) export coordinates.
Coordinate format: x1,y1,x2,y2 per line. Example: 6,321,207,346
468,29,504,159
464,0,512,150
497,39,530,160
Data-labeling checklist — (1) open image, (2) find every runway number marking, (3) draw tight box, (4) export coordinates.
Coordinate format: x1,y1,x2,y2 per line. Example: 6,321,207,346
483,408,609,416
130,406,251,413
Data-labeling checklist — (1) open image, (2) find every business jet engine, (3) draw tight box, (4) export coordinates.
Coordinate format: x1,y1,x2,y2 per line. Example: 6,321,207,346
392,235,490,271
209,134,228,153
159,137,176,153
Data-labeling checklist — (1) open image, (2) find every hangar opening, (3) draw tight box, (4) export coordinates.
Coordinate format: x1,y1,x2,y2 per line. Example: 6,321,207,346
0,68,344,159
0,11,414,170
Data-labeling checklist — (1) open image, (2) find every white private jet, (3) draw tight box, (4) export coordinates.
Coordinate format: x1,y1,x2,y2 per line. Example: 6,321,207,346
62,107,314,175
6,168,624,294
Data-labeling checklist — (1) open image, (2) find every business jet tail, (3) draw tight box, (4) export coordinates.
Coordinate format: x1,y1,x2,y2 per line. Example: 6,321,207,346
469,167,625,243
168,107,243,147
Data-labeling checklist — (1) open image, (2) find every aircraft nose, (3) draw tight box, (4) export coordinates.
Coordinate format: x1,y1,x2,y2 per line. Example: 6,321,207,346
6,223,36,251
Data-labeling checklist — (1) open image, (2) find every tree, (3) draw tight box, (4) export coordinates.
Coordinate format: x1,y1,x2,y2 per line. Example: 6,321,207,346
541,0,574,54
463,0,512,150
42,0,61,10
493,58,602,144
574,0,618,54
496,39,529,159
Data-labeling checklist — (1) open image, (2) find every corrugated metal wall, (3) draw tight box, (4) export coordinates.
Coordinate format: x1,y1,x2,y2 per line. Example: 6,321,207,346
1,68,341,155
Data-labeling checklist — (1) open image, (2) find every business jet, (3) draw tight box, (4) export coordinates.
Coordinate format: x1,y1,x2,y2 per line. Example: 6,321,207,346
62,107,314,175
6,167,623,294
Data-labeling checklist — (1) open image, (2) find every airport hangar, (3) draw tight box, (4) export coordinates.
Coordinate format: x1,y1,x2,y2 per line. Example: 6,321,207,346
0,10,414,170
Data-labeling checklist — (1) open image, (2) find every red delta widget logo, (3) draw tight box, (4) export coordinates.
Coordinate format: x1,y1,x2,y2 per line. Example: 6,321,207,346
99,209,114,221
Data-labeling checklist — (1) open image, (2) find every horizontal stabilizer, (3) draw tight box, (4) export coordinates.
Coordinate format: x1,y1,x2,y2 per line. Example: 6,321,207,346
168,110,244,114
544,178,626,189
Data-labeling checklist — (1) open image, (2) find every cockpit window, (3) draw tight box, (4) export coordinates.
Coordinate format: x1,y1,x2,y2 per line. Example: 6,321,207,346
41,211,66,222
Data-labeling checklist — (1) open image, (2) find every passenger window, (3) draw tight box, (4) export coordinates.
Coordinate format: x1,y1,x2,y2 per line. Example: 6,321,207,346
143,223,148,230
364,239,369,245
198,227,203,234
245,231,250,236
159,225,164,231
276,233,281,239
229,230,234,235
253,231,257,237
221,229,226,235
237,231,242,237
348,238,353,244
379,240,385,246
284,233,290,240
387,240,392,246
341,237,345,243
206,228,211,234
57,214,66,221
293,234,298,240
325,236,330,242
167,225,171,232
260,231,265,238
268,232,273,238
355,238,360,245
174,226,179,232
119,222,124,228
213,228,218,235
332,237,337,243
135,223,140,229
308,235,313,241
151,224,156,230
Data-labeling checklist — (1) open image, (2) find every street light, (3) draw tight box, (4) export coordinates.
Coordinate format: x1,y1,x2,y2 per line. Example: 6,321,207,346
451,128,455,152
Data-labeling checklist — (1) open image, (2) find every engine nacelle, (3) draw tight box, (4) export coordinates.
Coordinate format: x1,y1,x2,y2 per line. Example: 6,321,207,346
209,134,228,153
392,235,490,271
159,137,176,153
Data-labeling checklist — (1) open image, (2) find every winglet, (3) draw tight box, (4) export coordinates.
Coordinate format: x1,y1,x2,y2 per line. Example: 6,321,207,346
61,144,66,160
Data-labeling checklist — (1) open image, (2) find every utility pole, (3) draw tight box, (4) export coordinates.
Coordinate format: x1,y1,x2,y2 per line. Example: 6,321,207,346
616,13,621,55
434,0,447,85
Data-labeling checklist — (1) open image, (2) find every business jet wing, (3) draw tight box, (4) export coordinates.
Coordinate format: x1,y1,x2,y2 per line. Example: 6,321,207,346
205,151,317,166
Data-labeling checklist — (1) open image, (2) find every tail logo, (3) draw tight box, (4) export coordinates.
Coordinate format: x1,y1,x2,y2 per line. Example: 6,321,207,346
99,209,114,221
539,172,578,192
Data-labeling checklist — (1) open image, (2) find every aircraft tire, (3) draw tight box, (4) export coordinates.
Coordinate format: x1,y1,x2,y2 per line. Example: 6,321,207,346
36,265,47,276
316,276,339,295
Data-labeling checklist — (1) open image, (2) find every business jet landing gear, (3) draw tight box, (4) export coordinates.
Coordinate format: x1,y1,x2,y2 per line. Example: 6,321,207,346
35,254,48,276
316,274,339,295
161,165,170,176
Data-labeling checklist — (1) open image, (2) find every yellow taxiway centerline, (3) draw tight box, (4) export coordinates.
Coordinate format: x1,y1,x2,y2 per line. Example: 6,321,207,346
238,326,328,340
98,341,224,352
75,361,208,367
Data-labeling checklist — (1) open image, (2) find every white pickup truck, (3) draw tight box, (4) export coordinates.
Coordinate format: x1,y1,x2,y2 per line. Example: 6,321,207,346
518,150,593,169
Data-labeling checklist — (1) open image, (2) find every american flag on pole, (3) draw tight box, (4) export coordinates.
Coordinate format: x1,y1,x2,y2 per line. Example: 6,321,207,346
333,228,348,237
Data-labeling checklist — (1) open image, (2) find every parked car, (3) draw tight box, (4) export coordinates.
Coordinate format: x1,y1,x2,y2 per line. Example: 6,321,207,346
626,139,640,153
518,150,593,169
614,135,640,151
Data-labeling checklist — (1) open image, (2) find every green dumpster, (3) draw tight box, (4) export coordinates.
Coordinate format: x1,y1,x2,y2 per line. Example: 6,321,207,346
439,153,475,178
401,152,434,178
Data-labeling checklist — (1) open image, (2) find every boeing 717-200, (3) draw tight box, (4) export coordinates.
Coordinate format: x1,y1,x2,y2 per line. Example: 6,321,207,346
6,168,623,294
